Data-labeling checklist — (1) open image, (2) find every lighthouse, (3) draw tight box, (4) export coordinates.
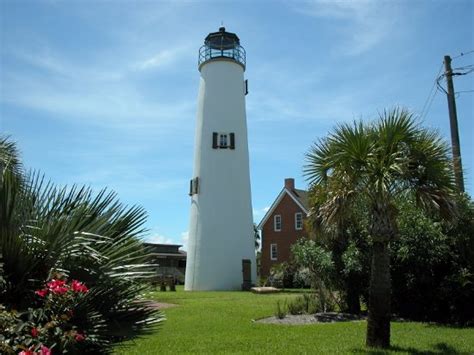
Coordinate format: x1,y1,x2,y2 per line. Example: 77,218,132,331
185,27,256,290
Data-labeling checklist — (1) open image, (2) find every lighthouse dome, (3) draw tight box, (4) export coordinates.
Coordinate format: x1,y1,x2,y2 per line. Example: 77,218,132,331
205,27,240,50
199,27,246,70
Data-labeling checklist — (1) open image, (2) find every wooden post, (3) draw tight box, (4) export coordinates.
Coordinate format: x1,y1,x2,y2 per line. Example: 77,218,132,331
444,55,465,192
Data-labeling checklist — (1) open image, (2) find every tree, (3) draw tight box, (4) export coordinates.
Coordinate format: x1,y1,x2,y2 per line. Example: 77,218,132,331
0,136,162,353
253,223,260,250
304,108,456,348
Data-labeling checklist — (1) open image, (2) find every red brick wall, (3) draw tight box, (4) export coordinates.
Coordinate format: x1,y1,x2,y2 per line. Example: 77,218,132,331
260,192,307,277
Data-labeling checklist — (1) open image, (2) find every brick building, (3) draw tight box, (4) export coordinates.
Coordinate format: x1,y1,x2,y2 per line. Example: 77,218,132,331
258,178,309,277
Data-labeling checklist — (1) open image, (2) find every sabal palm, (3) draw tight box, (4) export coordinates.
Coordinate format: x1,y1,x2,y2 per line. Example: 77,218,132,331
304,108,455,348
0,137,162,353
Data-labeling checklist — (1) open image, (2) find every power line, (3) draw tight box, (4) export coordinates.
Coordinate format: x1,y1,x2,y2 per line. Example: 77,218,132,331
455,89,474,98
452,50,474,60
436,74,448,95
420,62,444,120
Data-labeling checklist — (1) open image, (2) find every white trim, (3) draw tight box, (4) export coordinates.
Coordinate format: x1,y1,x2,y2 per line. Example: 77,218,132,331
295,212,303,230
274,214,282,231
270,243,278,260
257,188,308,229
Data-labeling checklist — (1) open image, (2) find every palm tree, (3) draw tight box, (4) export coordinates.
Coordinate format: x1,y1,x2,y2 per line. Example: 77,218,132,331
0,136,162,353
304,108,456,348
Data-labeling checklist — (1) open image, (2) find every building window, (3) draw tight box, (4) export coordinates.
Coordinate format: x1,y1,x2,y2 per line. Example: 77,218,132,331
189,177,199,196
295,212,303,230
270,243,278,260
274,215,281,231
213,132,235,149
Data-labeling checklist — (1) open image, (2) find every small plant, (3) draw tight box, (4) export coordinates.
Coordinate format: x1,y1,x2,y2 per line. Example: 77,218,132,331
287,296,305,315
286,293,321,315
275,300,287,319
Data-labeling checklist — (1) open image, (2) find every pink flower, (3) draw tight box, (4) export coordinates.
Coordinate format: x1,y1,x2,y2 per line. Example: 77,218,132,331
47,279,69,295
31,327,39,337
70,280,89,293
39,345,52,355
35,288,48,297
75,333,85,342
19,347,36,355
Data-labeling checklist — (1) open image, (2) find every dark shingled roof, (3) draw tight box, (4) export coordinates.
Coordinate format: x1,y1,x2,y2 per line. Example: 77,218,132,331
290,188,309,211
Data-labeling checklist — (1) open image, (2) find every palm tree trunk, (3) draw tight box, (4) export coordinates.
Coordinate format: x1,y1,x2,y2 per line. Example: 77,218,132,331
366,241,391,348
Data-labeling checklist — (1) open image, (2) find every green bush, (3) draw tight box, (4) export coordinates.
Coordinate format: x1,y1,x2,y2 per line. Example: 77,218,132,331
0,277,98,354
0,137,163,353
274,300,287,319
391,194,474,324
286,293,320,315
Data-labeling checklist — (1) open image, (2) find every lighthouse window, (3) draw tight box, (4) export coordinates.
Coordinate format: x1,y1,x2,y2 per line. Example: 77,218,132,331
220,134,228,147
212,132,236,149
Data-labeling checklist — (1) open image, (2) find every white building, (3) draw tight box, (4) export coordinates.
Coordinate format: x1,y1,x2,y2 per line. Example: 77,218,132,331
185,27,256,290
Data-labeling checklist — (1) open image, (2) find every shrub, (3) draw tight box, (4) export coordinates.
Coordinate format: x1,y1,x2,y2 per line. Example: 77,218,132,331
1,277,95,354
268,262,299,289
286,293,320,315
391,194,474,324
275,300,287,319
0,136,163,353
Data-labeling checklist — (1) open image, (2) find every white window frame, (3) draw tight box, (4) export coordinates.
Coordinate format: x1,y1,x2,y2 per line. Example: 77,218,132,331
270,243,278,260
295,212,303,230
274,215,281,232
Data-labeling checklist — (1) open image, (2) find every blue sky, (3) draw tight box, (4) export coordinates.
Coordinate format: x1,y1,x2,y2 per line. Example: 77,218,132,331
1,0,473,249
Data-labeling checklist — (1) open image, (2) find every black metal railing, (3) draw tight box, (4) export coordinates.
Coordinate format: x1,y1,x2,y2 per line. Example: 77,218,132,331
198,45,246,69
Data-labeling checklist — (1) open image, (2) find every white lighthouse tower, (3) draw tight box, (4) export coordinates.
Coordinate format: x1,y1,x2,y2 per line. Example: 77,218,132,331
185,27,256,290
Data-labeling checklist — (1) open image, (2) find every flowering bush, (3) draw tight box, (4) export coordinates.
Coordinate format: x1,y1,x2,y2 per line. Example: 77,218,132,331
0,277,90,354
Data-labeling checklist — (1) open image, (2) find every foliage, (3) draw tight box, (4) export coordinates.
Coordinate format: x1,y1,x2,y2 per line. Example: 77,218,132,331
391,194,474,324
304,108,456,348
286,293,320,315
253,223,260,251
268,261,299,288
291,239,336,312
293,267,312,289
274,300,287,319
1,277,93,354
0,136,163,353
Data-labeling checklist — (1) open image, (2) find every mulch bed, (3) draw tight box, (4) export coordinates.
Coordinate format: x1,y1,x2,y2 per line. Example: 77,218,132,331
255,312,366,325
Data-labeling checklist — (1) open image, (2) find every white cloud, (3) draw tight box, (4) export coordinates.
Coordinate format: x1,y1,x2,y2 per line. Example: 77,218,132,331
294,0,397,55
252,206,270,220
147,234,174,245
180,231,189,251
134,46,191,71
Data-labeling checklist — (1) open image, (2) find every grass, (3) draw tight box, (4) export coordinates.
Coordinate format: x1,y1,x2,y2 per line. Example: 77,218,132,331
116,286,474,354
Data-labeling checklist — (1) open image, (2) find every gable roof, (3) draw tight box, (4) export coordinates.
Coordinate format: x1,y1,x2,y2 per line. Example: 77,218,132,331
257,187,309,230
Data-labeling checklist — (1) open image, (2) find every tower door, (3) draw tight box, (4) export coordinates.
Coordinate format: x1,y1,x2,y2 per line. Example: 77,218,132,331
241,259,252,291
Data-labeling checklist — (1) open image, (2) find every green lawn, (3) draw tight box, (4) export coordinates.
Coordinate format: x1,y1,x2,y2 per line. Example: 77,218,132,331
116,287,474,354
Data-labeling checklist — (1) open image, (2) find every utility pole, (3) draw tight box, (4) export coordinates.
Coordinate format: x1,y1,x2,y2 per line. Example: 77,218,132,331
444,55,465,192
